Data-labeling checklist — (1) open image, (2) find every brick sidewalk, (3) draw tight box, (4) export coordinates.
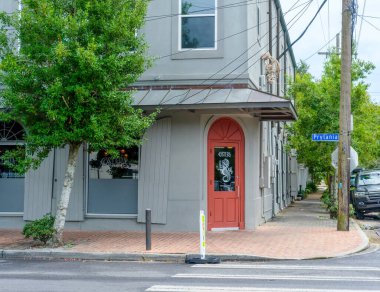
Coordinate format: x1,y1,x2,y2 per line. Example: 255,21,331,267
0,193,369,260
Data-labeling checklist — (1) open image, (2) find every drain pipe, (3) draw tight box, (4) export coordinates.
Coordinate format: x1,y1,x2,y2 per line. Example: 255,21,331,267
260,121,266,222
271,122,276,218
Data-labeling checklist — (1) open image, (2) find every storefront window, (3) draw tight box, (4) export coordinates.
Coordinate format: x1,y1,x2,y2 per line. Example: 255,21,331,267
0,121,25,213
87,146,139,215
214,146,235,192
89,147,138,180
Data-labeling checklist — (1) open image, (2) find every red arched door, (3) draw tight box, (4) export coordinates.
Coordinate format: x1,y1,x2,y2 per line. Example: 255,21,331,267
207,118,245,230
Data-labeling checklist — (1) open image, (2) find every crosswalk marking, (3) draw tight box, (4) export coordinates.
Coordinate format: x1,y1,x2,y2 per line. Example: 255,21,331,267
146,286,377,292
172,273,380,282
191,264,380,272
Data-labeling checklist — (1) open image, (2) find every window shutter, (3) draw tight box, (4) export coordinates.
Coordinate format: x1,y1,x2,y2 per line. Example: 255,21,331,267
138,118,171,224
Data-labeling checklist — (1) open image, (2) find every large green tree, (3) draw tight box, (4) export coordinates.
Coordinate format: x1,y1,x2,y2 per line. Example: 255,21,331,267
288,53,380,181
0,0,154,244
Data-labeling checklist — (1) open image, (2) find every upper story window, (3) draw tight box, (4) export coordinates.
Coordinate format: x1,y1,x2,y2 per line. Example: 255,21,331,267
180,0,217,50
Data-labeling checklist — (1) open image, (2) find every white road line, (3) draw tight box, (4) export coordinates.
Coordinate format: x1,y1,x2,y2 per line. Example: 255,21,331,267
146,285,376,292
191,264,380,272
173,273,380,282
0,271,75,276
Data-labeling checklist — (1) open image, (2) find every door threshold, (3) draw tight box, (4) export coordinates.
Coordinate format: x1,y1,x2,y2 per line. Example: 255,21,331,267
211,227,239,231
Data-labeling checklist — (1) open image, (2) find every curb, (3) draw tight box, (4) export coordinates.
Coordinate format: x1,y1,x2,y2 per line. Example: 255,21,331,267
330,218,371,259
0,249,187,263
349,219,371,253
3,248,349,263
185,254,276,263
0,249,275,263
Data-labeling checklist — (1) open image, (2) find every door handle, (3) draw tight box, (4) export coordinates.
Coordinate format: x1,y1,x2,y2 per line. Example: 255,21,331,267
237,185,240,198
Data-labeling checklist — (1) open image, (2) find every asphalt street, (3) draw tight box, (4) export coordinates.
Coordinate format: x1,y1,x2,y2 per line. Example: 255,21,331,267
0,246,380,292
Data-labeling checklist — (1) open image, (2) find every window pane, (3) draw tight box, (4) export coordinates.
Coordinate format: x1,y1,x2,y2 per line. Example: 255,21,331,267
89,147,138,180
182,0,215,15
87,179,138,214
182,16,215,48
0,121,25,141
359,172,380,186
214,147,235,192
0,145,25,178
0,121,25,213
88,146,139,215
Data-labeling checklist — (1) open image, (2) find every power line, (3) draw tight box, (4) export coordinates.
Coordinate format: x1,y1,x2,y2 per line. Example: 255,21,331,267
146,0,258,22
350,0,359,37
327,0,330,41
357,15,380,32
286,0,314,30
155,0,313,60
176,1,333,106
316,0,327,43
159,2,312,107
145,0,311,22
356,0,366,52
359,14,380,20
279,0,328,60
159,30,273,107
304,32,340,61
287,0,304,12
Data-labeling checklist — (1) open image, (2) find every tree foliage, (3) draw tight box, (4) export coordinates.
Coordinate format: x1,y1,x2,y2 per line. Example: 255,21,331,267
0,0,155,244
287,53,380,181
0,0,154,170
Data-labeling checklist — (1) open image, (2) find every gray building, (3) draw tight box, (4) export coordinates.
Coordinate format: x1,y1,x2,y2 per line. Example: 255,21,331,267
0,0,304,232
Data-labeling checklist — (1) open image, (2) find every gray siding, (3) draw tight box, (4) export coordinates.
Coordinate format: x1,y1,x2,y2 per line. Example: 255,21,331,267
138,118,171,224
139,0,248,86
53,146,84,221
23,151,54,220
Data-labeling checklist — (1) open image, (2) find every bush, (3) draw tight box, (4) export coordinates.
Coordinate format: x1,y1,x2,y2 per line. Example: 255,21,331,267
320,191,355,219
306,181,318,193
321,191,337,218
22,214,55,245
297,189,306,200
349,204,355,218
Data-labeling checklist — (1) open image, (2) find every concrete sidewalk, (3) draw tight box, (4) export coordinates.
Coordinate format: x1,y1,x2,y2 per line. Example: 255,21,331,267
0,192,369,262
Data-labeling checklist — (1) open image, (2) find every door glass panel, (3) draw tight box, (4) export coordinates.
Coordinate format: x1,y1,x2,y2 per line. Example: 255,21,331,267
214,147,235,192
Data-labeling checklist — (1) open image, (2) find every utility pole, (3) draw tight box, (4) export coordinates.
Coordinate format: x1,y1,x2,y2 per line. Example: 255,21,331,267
318,33,340,56
337,0,352,231
336,32,340,54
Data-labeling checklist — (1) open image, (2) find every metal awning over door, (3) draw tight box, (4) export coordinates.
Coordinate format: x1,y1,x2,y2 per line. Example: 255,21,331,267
132,88,297,121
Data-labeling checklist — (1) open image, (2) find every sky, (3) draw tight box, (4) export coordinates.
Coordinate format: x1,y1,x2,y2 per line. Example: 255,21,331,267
280,0,380,104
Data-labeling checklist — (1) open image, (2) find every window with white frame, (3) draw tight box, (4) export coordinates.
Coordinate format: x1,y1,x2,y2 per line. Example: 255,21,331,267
180,0,217,49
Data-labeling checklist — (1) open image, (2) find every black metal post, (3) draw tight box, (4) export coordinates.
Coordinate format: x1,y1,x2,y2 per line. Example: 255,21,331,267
146,209,151,250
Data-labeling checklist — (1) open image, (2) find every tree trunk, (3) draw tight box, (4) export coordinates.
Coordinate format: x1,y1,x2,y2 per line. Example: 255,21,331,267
52,143,81,245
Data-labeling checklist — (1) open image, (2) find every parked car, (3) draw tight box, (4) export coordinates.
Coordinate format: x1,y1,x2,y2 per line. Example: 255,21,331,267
350,169,380,219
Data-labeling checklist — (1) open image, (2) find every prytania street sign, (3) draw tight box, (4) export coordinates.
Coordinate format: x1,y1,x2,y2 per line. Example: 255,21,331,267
311,133,339,141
